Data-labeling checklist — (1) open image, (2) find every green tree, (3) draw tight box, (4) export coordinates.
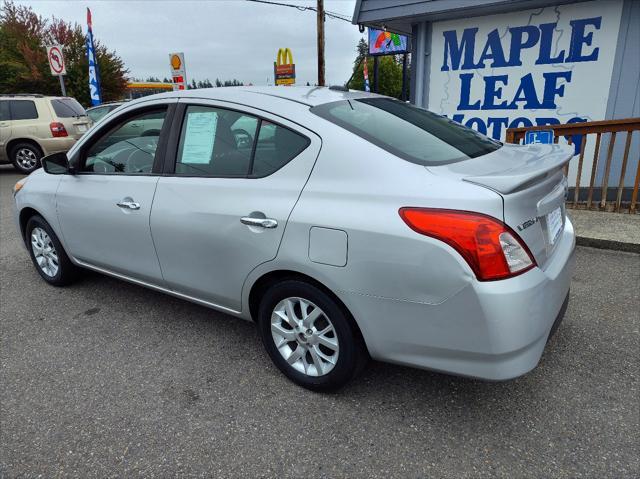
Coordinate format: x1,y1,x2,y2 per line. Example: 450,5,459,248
0,1,128,105
347,37,405,97
350,55,403,98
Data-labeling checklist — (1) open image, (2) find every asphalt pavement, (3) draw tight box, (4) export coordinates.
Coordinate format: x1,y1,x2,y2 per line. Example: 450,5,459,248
1,166,638,478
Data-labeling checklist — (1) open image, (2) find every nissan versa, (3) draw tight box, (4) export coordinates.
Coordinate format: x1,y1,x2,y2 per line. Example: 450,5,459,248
13,86,575,391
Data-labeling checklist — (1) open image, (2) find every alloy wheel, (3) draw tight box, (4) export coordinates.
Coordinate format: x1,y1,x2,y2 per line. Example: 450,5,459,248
271,297,339,377
31,227,59,277
16,148,38,170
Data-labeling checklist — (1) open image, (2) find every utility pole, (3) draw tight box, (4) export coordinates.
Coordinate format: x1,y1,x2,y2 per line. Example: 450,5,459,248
317,0,325,86
373,56,379,93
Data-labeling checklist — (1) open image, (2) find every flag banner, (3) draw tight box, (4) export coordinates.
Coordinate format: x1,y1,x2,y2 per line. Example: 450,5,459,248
86,8,102,106
363,57,370,92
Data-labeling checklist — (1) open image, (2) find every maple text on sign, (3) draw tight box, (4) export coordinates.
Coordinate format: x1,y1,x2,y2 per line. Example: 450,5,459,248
436,14,609,139
442,17,600,113
441,17,602,72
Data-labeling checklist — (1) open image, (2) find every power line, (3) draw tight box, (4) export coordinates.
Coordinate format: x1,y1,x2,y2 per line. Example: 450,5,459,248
245,0,352,23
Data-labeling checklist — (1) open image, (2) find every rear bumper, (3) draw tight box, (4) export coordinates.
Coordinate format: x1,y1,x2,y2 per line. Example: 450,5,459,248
343,217,576,380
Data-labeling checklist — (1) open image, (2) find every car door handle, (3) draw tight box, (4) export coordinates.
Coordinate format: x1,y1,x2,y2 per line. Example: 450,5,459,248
116,201,140,210
240,217,278,229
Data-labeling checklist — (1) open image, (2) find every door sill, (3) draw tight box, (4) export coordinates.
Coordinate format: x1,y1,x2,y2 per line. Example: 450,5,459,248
73,258,243,317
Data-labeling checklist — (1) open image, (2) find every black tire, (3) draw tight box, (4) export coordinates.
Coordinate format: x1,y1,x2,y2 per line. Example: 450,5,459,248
258,280,368,392
25,215,78,286
10,142,43,174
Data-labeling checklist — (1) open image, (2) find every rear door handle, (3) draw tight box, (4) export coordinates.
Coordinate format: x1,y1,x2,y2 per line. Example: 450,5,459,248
116,201,140,210
240,217,278,229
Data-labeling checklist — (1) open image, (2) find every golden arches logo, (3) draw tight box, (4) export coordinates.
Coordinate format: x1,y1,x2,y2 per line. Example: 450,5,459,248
276,48,294,66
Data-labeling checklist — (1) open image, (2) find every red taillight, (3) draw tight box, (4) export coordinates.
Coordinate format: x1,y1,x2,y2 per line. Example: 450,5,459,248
399,208,536,281
49,122,68,137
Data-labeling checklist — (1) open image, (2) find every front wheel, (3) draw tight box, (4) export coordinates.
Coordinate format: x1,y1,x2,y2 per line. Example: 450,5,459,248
258,280,367,392
25,215,78,286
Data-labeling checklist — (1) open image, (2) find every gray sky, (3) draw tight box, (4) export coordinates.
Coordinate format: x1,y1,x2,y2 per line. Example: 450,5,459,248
20,0,363,85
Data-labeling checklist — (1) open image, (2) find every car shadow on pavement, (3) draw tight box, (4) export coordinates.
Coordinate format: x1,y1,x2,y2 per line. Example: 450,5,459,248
0,164,23,175
70,267,570,413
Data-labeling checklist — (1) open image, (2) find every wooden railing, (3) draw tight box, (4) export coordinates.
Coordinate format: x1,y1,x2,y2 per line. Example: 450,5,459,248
506,118,640,214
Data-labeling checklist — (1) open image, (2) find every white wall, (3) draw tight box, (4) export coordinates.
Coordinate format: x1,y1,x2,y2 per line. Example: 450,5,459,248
426,0,624,186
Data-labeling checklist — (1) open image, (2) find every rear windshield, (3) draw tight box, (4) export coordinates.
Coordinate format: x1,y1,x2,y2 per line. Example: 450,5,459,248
51,98,87,118
311,98,501,165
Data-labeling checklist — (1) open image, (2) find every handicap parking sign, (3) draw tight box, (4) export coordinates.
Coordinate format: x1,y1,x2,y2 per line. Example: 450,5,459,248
525,130,554,145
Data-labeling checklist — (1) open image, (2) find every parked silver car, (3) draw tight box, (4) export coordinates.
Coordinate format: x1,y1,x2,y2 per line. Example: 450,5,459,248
13,86,575,391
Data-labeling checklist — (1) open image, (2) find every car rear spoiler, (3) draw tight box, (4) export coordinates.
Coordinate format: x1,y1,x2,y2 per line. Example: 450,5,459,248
462,145,574,194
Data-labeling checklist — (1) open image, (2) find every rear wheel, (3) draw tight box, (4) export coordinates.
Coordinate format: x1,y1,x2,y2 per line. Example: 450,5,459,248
258,280,367,391
25,215,78,286
10,142,43,174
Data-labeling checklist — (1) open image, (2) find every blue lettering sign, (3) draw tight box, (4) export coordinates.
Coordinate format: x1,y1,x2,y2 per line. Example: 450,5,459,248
441,14,602,141
441,28,478,71
566,17,601,62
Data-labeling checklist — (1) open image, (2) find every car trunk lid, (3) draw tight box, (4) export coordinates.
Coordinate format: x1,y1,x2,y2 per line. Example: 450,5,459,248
426,143,573,268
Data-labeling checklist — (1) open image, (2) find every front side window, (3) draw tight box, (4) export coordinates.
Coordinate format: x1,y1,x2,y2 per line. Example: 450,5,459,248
51,98,86,118
175,106,310,177
9,100,38,120
311,98,501,165
82,109,166,174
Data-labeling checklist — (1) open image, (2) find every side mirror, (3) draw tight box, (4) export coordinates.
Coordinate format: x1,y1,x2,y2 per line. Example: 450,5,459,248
42,152,75,175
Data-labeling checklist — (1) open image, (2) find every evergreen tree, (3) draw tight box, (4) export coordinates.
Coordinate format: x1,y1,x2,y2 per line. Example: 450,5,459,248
355,37,368,66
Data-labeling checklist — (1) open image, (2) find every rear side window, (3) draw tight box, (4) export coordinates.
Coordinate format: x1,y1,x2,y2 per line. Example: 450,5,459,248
51,98,86,118
176,106,259,176
311,98,501,165
175,105,309,177
9,100,38,120
252,121,309,177
0,101,9,121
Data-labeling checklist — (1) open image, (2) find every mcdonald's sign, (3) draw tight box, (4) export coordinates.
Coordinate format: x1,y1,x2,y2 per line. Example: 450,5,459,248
274,48,295,86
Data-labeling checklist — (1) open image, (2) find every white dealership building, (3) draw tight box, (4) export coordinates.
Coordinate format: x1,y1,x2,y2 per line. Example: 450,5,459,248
352,0,639,188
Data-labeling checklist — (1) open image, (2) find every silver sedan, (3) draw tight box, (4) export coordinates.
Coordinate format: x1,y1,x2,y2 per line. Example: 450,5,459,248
12,86,575,391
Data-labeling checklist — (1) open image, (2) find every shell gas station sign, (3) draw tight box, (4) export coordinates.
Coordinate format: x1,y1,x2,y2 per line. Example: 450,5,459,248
169,52,187,91
274,48,295,86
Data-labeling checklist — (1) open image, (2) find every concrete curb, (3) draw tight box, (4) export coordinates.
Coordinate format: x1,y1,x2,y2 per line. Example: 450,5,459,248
576,236,640,254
